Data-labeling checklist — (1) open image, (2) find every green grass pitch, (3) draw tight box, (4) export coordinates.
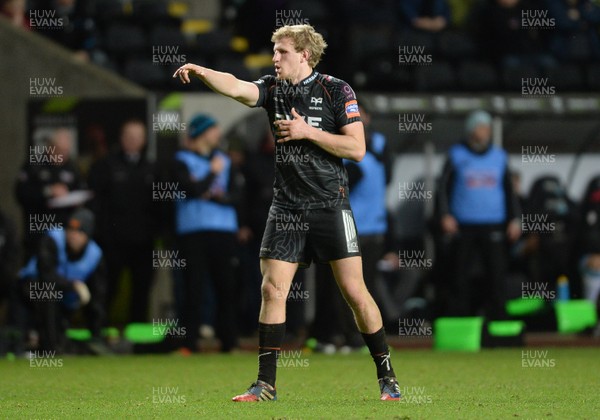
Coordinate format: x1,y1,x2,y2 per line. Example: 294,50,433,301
1,348,598,419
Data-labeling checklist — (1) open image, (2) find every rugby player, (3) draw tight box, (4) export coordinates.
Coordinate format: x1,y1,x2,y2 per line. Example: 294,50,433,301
173,24,401,402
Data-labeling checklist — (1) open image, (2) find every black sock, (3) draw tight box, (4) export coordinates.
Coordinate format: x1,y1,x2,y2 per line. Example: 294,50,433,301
257,322,285,387
361,327,396,379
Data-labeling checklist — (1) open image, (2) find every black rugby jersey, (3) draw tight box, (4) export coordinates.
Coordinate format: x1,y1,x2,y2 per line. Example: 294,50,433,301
253,71,362,210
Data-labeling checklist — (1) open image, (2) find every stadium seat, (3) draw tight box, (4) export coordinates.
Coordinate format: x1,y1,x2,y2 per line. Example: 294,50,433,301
193,30,233,55
545,64,585,91
501,63,540,91
104,22,147,55
413,61,456,92
346,24,394,66
214,55,252,82
123,57,169,89
586,63,600,90
437,30,477,62
434,317,484,351
150,25,188,49
457,61,499,91
555,300,597,334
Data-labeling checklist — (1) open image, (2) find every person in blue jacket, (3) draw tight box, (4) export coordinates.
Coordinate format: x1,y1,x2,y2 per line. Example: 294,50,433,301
19,207,107,353
437,110,521,319
171,114,245,352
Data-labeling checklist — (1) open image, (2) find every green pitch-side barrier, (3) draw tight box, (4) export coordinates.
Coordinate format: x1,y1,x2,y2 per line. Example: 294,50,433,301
487,320,525,337
555,300,597,333
434,317,484,351
505,298,545,317
124,323,165,344
65,327,120,341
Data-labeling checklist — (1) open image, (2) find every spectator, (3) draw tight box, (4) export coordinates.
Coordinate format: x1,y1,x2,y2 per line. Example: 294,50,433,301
19,208,107,353
88,119,157,324
579,175,600,310
0,0,29,29
398,0,451,32
16,127,85,258
30,0,102,63
311,103,393,350
546,0,600,61
437,110,521,318
523,175,579,292
468,0,556,69
172,114,243,353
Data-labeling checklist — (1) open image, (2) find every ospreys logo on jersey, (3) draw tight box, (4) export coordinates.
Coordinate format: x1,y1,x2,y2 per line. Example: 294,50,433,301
342,210,359,253
309,97,323,110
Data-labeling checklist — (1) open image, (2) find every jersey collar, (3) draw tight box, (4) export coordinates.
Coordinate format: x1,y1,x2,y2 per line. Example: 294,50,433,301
300,70,319,86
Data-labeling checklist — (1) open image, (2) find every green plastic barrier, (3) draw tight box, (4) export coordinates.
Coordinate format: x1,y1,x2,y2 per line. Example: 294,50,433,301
505,298,545,317
434,317,484,351
555,300,597,333
487,320,525,337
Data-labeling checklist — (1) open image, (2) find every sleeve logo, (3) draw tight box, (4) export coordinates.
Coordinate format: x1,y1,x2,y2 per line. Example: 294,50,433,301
345,100,360,118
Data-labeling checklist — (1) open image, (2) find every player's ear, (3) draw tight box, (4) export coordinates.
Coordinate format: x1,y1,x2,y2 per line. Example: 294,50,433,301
302,49,310,63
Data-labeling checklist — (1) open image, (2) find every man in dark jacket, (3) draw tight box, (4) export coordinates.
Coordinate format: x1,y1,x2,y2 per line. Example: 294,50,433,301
16,127,84,258
88,119,157,323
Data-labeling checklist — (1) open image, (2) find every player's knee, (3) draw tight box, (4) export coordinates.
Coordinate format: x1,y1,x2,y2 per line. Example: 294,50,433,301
260,278,285,303
344,288,372,312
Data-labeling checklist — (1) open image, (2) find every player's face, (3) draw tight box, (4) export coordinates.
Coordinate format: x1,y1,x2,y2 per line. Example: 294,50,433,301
272,38,305,81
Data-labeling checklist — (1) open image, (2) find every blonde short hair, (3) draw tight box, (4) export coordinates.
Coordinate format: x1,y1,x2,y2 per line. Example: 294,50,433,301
271,24,327,68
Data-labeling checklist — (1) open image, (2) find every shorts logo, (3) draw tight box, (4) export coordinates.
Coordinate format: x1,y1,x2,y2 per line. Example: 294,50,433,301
342,210,359,253
345,100,360,119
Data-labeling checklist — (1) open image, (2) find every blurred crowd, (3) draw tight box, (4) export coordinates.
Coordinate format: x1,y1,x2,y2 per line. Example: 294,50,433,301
1,0,599,91
0,107,599,355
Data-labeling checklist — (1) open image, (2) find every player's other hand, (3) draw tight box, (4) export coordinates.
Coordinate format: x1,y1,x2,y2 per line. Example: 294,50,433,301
173,63,205,84
441,214,459,235
275,108,311,143
210,155,225,174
